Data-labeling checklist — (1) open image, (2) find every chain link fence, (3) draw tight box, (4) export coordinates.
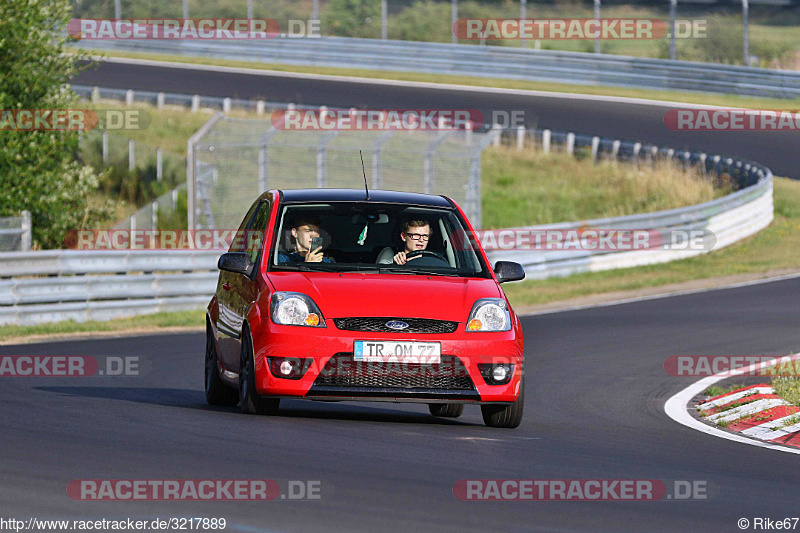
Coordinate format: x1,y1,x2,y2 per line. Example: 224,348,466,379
189,112,499,231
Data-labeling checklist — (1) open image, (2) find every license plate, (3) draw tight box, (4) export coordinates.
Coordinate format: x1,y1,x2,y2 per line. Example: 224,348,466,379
353,340,441,364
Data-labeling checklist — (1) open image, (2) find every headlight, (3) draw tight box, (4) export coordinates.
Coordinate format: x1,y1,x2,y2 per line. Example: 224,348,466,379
270,292,326,327
466,298,511,332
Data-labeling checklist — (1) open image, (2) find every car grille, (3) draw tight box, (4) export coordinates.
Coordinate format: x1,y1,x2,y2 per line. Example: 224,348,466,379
332,317,459,334
312,353,475,391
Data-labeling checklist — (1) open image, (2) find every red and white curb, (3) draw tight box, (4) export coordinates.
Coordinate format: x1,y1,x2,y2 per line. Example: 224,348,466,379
665,353,800,454
697,384,800,448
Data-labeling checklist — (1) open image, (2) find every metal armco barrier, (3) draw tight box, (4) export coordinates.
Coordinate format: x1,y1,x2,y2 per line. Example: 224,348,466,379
77,37,800,98
0,250,219,325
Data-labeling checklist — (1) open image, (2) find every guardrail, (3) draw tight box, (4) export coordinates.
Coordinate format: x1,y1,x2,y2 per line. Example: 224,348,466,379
0,250,219,325
77,37,800,99
0,212,32,252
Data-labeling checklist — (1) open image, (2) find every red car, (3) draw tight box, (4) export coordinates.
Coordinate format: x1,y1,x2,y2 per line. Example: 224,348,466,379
205,189,526,428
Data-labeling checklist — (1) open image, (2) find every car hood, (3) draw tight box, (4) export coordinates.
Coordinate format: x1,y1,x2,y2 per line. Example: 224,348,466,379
266,272,502,322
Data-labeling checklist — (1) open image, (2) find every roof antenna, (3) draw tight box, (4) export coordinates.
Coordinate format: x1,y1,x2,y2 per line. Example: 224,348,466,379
359,150,370,201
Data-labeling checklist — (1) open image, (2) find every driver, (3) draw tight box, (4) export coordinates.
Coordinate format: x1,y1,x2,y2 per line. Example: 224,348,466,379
392,219,431,265
278,216,335,264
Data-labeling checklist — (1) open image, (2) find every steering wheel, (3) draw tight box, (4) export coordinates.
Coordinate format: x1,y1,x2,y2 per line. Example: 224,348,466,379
405,250,449,266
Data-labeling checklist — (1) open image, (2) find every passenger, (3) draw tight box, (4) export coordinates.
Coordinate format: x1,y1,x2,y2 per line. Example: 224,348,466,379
278,216,335,264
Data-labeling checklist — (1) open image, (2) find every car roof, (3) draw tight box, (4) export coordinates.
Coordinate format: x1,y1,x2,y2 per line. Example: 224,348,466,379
273,188,453,208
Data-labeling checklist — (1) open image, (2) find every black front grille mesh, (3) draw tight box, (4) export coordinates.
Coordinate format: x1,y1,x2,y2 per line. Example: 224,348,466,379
313,353,474,390
333,317,458,334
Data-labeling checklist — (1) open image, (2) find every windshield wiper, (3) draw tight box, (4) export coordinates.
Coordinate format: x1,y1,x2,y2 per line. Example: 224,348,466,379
377,266,451,276
272,264,340,272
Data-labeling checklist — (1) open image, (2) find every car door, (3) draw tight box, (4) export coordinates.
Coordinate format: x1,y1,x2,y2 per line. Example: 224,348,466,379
222,199,273,373
215,201,260,368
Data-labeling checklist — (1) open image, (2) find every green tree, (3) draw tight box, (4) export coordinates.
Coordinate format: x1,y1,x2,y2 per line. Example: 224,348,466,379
0,0,112,248
322,0,381,39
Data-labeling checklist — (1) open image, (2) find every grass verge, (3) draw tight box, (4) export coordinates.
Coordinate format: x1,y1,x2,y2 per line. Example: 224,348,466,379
772,377,800,406
0,310,205,344
705,383,747,398
482,147,728,229
502,177,800,308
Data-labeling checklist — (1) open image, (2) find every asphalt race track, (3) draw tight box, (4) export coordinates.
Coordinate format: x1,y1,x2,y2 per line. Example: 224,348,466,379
2,277,799,532
72,59,800,179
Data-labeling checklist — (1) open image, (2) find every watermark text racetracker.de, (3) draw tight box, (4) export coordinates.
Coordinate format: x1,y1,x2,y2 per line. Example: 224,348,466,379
0,356,140,377
67,479,324,501
664,109,800,131
466,228,716,252
453,479,711,501
68,18,319,39
0,109,149,131
271,109,484,131
453,18,707,40
664,354,800,377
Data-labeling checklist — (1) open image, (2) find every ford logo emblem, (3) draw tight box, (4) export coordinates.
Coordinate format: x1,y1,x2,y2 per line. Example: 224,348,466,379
385,320,409,330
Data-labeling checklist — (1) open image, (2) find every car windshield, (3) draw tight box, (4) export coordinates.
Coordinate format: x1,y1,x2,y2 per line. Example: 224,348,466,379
269,202,490,277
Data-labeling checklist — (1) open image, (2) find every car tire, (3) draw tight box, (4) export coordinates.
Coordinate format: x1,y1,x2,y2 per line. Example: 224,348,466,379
205,323,239,406
481,381,524,429
239,325,280,416
428,403,464,418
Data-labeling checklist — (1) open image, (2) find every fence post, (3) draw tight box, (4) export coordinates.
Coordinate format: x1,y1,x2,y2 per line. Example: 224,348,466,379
258,145,268,192
125,89,134,106
516,126,525,151
157,92,165,109
128,139,135,171
256,100,265,116
591,136,600,163
172,188,178,211
633,142,641,160
92,86,100,104
20,211,31,252
566,133,575,156
612,140,621,159
491,123,502,148
156,148,163,182
187,112,225,231
381,0,388,40
191,95,200,113
223,97,232,113
542,129,551,153
102,131,109,164
152,201,158,230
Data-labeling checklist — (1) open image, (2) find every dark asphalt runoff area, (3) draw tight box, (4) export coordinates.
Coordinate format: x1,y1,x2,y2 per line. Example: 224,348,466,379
2,277,799,532
72,60,800,179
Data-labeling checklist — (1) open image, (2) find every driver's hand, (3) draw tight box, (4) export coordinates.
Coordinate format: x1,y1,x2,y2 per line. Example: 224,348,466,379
305,247,324,262
393,251,419,265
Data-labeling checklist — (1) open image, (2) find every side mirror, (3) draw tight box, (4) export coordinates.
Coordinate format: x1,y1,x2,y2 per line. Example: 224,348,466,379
218,252,253,275
494,261,525,284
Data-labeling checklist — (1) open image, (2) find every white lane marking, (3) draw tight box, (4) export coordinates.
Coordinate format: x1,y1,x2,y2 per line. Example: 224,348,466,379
664,353,800,455
706,399,787,423
520,272,800,317
698,387,774,410
90,55,750,111
743,415,800,440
